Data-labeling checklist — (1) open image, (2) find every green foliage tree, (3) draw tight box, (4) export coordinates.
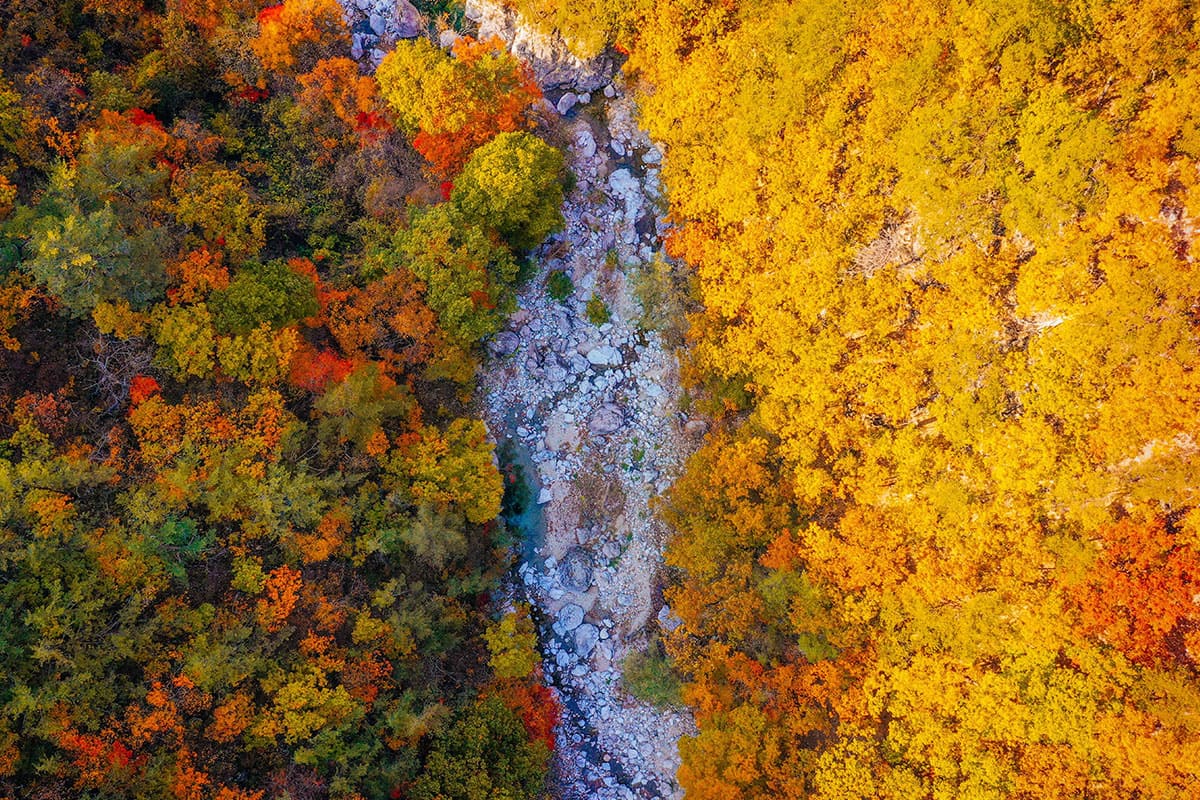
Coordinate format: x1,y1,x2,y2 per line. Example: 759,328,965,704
393,205,519,345
451,131,566,253
411,695,550,800
173,164,266,262
24,202,163,316
209,259,318,334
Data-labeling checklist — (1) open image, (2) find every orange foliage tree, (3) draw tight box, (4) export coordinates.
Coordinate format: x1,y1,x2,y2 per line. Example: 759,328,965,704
250,0,349,77
1074,517,1200,666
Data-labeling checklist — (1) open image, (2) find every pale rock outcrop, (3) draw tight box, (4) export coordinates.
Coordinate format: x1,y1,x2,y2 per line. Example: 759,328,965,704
465,0,615,90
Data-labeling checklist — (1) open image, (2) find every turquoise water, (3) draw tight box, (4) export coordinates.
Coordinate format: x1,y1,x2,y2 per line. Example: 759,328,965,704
497,432,546,563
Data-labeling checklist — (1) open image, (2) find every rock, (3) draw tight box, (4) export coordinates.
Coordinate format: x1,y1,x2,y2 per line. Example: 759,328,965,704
657,604,684,634
395,0,423,37
589,403,625,435
603,83,616,98
560,547,594,592
572,125,597,158
611,139,626,156
574,624,599,657
579,92,591,104
369,12,386,35
558,603,585,631
556,92,579,115
544,410,580,451
351,36,364,61
489,330,520,356
438,29,460,49
571,664,590,677
607,168,643,221
586,345,622,366
684,418,709,437
537,487,552,505
642,147,662,165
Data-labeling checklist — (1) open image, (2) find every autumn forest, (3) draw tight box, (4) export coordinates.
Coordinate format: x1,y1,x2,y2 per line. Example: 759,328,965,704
1,0,1198,799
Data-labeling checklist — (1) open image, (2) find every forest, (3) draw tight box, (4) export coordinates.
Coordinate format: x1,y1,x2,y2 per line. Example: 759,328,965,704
3,0,1200,798
0,0,562,797
612,0,1200,797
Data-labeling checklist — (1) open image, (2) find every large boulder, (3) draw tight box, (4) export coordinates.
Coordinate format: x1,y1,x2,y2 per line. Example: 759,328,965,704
657,604,684,634
395,0,423,38
559,547,594,592
586,345,622,367
557,603,585,631
588,403,625,436
573,624,599,658
488,330,520,356
607,168,643,222
544,409,581,451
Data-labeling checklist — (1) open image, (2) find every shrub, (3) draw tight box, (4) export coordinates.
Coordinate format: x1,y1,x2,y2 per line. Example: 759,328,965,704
545,269,573,302
621,639,682,707
630,253,691,346
585,292,610,326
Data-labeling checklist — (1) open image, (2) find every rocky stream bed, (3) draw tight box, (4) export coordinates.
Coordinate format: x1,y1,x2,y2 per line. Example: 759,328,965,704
478,84,696,800
339,2,699,796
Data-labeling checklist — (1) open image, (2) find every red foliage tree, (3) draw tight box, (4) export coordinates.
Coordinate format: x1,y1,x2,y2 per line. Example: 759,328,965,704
492,676,560,751
288,342,355,393
128,375,161,405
